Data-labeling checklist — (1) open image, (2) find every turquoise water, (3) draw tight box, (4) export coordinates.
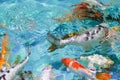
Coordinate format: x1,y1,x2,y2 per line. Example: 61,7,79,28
0,0,120,80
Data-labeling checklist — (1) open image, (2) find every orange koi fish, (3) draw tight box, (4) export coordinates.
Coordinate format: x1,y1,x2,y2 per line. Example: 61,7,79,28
61,58,96,80
0,55,6,68
0,34,10,68
1,34,9,55
96,72,111,80
54,3,102,23
72,6,102,20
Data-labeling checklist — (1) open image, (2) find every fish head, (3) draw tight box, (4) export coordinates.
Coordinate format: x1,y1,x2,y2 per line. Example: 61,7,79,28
61,58,73,67
62,58,86,69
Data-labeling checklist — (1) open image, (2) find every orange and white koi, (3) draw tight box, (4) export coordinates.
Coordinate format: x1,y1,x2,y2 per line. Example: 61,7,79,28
96,72,111,80
61,58,96,80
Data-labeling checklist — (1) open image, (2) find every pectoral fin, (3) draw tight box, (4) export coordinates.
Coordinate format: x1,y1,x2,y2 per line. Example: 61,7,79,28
48,44,58,52
62,32,80,39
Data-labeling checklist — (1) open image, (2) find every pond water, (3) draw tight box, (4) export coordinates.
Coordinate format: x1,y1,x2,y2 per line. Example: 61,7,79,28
0,0,120,80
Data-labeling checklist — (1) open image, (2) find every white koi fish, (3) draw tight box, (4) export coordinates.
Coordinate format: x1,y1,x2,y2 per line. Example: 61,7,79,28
0,47,31,80
36,65,55,80
76,54,114,70
47,23,109,52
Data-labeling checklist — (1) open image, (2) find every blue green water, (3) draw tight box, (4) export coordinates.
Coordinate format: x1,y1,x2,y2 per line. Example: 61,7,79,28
0,0,120,80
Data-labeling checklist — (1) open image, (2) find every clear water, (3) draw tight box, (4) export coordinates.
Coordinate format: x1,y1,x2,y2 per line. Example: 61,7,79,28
0,0,120,80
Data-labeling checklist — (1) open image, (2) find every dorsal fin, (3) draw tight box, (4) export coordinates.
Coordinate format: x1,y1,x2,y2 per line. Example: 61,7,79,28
62,32,80,39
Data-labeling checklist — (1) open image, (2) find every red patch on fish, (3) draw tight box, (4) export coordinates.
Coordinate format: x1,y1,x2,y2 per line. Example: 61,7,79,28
61,58,91,76
71,61,85,70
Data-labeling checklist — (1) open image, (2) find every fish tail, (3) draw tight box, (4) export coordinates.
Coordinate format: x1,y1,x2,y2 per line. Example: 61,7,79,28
47,32,61,52
47,32,60,46
48,44,58,52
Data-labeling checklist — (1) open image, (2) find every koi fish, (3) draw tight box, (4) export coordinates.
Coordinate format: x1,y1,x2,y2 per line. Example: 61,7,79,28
47,23,109,52
76,54,114,70
54,3,102,23
72,7,102,20
0,56,6,69
36,65,55,80
0,47,31,80
61,58,96,80
0,34,10,69
96,72,111,80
